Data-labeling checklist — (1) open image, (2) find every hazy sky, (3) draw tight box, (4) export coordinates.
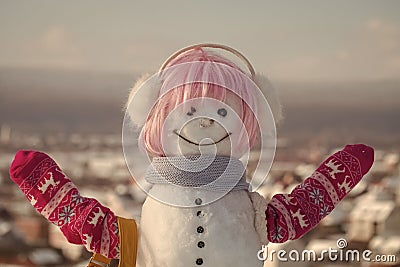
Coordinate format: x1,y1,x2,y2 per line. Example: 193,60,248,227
1,0,399,81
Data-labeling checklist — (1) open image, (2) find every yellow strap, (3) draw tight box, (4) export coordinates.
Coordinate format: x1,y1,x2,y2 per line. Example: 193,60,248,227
117,216,138,267
87,253,112,267
87,217,138,267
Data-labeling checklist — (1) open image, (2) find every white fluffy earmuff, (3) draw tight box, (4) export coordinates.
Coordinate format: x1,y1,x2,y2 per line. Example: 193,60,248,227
126,73,162,128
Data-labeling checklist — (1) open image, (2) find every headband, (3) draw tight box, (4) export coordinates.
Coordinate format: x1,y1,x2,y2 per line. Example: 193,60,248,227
160,43,256,78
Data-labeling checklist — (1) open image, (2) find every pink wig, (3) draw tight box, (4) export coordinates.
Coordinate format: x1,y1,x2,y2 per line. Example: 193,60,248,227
142,48,259,156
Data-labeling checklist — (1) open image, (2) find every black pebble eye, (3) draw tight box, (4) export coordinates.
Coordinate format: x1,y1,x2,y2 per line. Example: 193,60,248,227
217,108,227,117
187,107,196,116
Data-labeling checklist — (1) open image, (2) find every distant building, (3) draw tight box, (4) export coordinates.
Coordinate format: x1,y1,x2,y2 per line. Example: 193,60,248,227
0,124,11,145
348,198,400,243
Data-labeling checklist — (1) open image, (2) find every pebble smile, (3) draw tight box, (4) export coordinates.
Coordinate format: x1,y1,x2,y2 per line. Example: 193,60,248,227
173,130,232,146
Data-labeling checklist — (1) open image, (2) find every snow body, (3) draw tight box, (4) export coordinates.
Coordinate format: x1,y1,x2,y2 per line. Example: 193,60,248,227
137,184,263,267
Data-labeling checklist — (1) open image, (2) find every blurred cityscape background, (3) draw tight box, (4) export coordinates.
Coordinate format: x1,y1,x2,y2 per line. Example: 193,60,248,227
1,1,400,266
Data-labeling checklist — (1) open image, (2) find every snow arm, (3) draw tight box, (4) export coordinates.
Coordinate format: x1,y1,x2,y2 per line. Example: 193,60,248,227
265,144,374,243
9,150,120,258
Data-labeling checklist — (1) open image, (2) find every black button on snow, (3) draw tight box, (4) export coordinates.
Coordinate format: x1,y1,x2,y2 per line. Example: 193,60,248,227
195,198,202,205
197,226,204,233
196,210,203,217
197,241,205,248
196,258,203,265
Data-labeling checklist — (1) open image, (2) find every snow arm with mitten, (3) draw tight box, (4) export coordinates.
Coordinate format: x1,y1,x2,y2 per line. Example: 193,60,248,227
251,143,374,244
9,150,121,259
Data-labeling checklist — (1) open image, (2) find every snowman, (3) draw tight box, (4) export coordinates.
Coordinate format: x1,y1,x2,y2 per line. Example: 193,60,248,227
9,44,374,267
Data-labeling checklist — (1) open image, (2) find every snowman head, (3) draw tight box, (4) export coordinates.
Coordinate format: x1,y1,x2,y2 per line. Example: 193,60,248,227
139,48,262,159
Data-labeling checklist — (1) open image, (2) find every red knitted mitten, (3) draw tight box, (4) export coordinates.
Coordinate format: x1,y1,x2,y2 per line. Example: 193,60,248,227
266,144,374,243
10,150,120,258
